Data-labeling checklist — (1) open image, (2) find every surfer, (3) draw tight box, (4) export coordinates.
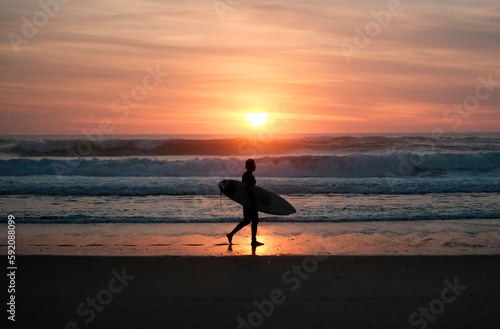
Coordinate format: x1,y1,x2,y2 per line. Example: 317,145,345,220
227,159,264,246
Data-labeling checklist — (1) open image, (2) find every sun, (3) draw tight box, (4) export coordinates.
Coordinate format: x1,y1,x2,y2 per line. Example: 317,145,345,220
244,112,270,127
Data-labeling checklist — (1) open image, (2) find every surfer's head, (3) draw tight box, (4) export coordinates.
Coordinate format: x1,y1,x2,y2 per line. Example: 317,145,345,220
245,159,256,171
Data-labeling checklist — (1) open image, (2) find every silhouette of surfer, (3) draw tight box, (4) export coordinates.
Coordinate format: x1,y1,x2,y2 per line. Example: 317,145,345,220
227,159,264,246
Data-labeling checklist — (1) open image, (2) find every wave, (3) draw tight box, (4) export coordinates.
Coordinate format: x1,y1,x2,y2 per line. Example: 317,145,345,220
0,152,499,178
1,134,499,156
11,211,500,224
1,174,499,197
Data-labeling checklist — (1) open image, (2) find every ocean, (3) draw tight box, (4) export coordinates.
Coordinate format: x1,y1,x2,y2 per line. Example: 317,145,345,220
1,132,499,224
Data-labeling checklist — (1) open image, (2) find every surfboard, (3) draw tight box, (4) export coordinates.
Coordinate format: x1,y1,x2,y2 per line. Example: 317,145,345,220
218,179,296,215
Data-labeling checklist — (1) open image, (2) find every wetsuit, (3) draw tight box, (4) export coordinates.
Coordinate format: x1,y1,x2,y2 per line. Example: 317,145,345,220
242,171,258,240
227,171,259,241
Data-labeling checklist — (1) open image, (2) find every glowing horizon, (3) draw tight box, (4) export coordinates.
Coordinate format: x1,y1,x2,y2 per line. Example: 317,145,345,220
0,0,499,135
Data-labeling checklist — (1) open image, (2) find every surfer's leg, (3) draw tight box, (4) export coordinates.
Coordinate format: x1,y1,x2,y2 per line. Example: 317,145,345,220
251,210,263,245
251,213,258,240
229,218,250,235
227,220,249,243
227,208,251,243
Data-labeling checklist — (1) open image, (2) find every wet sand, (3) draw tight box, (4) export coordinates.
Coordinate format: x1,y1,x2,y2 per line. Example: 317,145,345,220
5,221,500,256
14,255,500,328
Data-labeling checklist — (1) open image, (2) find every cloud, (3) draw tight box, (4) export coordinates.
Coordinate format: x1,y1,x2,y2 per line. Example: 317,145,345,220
0,0,499,134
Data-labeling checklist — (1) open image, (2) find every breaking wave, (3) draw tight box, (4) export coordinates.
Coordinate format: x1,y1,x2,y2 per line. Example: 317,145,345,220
1,134,499,157
0,152,499,178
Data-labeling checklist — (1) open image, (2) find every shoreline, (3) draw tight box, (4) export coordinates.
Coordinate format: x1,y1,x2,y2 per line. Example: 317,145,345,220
1,220,499,256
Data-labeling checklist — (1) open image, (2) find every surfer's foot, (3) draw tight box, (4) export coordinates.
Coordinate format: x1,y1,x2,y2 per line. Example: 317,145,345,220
251,239,264,246
226,234,233,245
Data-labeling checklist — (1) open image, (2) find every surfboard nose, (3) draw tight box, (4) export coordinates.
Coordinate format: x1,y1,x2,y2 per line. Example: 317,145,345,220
218,179,229,191
218,179,237,198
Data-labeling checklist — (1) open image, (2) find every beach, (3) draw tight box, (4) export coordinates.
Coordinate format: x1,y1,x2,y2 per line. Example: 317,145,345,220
2,221,499,328
14,254,500,328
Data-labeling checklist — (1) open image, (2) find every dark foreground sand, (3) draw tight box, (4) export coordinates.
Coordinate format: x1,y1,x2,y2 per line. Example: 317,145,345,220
12,255,500,329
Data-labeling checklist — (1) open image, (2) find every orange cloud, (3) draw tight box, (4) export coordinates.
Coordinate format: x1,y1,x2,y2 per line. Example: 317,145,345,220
0,0,499,135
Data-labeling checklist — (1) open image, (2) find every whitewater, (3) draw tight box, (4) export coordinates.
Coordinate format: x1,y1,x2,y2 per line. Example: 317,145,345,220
0,133,499,224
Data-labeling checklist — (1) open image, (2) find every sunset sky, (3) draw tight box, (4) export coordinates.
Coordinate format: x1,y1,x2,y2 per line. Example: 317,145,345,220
1,0,499,135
